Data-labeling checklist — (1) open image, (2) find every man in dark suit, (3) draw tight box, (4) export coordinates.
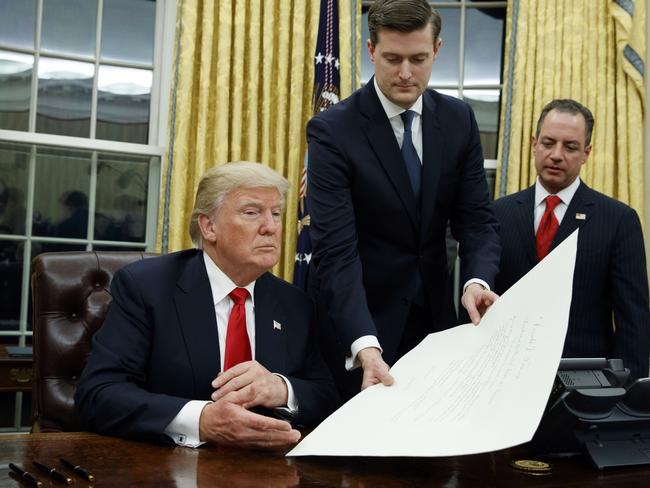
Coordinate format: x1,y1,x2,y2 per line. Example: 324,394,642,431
76,162,339,448
493,99,650,380
307,0,501,399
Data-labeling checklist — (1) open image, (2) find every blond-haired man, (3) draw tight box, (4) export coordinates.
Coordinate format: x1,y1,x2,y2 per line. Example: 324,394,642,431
76,162,338,448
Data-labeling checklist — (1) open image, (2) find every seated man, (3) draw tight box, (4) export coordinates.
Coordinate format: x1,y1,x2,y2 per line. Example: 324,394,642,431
75,161,339,448
493,99,650,380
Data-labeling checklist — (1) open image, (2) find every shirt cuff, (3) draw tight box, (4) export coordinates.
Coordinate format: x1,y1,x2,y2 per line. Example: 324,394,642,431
274,373,298,412
346,335,382,371
463,278,490,293
164,400,211,448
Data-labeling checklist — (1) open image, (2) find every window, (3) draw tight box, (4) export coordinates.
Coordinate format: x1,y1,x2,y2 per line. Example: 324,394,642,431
360,0,507,196
0,0,175,431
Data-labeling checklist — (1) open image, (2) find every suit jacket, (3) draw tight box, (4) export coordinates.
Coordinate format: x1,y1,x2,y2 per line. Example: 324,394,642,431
75,250,339,444
493,182,650,379
307,80,500,395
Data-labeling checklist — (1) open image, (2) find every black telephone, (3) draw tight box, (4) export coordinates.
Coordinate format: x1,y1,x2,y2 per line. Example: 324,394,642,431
531,358,650,469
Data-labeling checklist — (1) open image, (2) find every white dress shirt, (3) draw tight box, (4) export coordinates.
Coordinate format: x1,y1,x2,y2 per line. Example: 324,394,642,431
534,177,581,232
164,252,296,447
346,81,489,371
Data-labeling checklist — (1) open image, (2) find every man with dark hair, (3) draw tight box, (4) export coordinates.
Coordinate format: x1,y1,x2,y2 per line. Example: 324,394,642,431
493,99,650,379
76,162,339,448
307,0,501,399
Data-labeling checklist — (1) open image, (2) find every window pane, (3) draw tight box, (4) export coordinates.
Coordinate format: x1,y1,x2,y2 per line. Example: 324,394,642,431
95,153,149,242
360,9,372,85
36,57,94,137
464,89,500,159
0,240,23,332
0,51,33,131
431,8,460,85
101,0,156,65
464,8,506,86
41,0,97,58
96,65,151,144
0,0,36,50
32,147,91,239
0,142,29,236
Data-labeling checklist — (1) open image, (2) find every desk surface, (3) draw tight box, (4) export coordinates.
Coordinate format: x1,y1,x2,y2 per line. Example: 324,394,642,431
0,432,648,487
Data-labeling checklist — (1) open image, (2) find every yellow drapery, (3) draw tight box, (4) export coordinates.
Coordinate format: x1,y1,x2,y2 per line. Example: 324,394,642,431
157,0,354,281
496,0,645,222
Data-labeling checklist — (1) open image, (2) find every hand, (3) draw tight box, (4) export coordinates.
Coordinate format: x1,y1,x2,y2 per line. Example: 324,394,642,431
461,283,499,325
357,347,394,390
211,360,288,409
198,399,300,449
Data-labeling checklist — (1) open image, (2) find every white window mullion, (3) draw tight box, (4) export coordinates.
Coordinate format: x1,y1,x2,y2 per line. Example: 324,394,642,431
90,0,104,140
28,0,44,133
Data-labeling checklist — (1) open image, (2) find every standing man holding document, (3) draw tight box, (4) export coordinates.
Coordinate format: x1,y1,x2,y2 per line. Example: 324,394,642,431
493,99,650,380
307,0,501,400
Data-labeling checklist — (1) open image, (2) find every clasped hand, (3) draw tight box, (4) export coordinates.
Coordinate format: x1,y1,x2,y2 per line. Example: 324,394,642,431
199,360,300,449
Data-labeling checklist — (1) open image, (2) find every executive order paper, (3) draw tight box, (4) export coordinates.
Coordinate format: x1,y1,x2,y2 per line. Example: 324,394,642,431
288,230,578,457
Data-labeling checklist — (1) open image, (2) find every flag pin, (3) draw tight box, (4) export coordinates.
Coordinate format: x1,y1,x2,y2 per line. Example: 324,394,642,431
273,320,282,331
575,213,586,220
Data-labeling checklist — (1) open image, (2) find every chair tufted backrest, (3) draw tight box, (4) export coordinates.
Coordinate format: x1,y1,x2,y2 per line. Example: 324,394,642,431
31,251,155,432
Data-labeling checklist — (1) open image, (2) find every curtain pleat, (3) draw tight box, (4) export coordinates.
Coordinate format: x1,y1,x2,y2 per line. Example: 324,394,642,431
497,0,645,223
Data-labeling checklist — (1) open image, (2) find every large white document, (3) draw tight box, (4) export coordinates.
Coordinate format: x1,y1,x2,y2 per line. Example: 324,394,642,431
288,230,578,457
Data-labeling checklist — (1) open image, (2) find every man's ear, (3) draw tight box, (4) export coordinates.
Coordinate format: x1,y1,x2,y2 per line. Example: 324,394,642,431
433,37,442,58
367,38,375,63
583,143,593,163
198,214,218,244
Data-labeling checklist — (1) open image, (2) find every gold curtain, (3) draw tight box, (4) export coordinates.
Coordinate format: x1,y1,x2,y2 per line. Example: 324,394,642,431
496,0,645,223
157,0,354,281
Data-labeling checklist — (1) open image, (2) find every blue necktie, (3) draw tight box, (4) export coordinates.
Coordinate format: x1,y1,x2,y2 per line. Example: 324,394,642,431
400,110,422,200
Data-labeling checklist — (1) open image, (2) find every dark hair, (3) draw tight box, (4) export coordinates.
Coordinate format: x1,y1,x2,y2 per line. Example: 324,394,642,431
536,99,595,146
368,0,441,45
63,190,88,210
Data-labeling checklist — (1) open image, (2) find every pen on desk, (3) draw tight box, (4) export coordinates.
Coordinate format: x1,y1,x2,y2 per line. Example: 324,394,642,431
8,463,43,487
59,458,95,482
33,460,72,485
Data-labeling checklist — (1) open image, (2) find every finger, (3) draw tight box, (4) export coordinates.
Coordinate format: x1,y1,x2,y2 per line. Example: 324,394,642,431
380,370,395,386
241,408,294,432
218,385,258,406
212,362,250,388
463,297,480,325
242,429,301,449
213,369,259,400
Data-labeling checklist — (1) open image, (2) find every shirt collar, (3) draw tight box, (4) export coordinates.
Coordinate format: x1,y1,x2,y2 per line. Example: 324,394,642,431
373,77,423,119
534,176,581,208
202,251,256,306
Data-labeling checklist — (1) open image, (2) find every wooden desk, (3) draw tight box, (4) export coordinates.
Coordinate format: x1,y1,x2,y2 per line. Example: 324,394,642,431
0,346,32,393
0,432,648,487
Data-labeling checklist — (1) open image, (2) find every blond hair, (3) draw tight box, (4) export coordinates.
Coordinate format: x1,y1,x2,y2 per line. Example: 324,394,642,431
189,161,290,248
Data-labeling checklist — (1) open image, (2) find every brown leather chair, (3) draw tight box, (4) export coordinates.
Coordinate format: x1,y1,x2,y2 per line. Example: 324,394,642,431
31,251,155,432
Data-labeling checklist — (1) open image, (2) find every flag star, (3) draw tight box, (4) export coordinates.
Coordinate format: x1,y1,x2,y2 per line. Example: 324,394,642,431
334,58,340,70
315,52,324,64
295,253,301,262
305,253,312,264
324,53,334,65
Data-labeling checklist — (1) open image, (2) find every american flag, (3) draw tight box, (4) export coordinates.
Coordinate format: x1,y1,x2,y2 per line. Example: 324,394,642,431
293,0,340,289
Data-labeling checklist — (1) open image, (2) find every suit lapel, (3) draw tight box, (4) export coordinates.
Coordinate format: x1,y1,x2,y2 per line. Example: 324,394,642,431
552,182,594,250
173,253,220,396
419,91,443,239
515,187,539,266
252,273,287,373
361,81,419,228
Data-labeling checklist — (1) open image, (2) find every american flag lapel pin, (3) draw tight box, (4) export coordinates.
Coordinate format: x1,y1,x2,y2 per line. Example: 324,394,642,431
575,213,586,220
273,320,282,331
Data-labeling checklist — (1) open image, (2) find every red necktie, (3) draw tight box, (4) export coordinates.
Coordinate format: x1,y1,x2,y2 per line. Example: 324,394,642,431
536,195,562,260
223,288,251,370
